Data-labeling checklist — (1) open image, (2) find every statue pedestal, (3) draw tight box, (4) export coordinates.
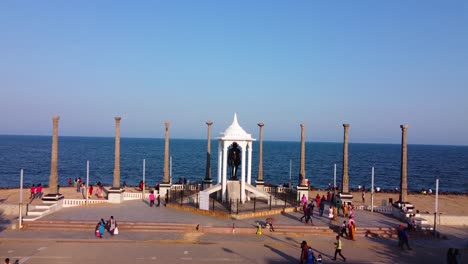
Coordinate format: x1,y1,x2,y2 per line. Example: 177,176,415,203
203,179,213,190
296,185,309,203
226,180,240,203
108,187,124,204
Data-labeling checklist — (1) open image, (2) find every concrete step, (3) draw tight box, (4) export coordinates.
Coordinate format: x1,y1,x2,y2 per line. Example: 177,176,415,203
23,221,198,232
34,204,56,210
27,209,49,216
22,215,44,222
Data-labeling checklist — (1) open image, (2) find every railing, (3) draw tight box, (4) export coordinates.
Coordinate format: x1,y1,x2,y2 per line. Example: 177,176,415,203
171,184,201,191
123,192,153,200
354,205,393,214
63,199,108,207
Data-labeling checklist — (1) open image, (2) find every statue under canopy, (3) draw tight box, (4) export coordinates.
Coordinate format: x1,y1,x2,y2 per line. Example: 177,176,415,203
228,142,241,180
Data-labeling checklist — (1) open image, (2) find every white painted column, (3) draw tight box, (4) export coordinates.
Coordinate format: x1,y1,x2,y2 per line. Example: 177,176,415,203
241,145,246,203
247,142,252,185
222,143,228,202
218,142,222,184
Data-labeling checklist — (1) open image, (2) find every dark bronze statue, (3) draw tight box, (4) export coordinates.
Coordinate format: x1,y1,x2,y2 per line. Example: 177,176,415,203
228,142,241,180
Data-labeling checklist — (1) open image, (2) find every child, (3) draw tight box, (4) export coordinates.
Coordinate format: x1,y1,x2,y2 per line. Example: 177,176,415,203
149,191,155,207
316,254,323,264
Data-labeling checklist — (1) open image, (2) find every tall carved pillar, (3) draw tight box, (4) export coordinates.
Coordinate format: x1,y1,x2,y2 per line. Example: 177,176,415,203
43,115,63,201
256,123,265,189
159,121,172,202
399,124,409,202
203,121,213,189
342,124,350,193
163,121,170,184
108,117,124,203
112,117,121,188
296,124,308,201
299,124,307,186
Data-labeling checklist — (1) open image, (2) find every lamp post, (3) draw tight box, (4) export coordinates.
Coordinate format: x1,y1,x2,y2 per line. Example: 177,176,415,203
434,178,439,236
19,169,24,229
142,159,146,200
371,166,374,212
86,160,89,205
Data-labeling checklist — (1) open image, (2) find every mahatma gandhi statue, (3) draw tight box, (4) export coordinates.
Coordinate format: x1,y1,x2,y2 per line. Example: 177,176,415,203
228,142,241,180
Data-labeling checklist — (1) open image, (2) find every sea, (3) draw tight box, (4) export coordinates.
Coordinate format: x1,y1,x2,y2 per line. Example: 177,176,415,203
0,135,467,193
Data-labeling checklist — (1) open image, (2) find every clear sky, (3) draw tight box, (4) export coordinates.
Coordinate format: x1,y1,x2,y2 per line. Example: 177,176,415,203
1,1,467,145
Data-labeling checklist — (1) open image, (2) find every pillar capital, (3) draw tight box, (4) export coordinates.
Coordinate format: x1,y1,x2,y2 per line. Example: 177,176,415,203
257,122,264,127
115,116,121,122
400,124,409,130
300,123,305,128
165,121,170,129
343,123,350,128
52,115,60,122
206,121,213,126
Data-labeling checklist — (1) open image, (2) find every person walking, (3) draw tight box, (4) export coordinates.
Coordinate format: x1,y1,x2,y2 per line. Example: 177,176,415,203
328,206,334,224
29,184,35,200
333,235,346,262
340,221,349,238
299,241,309,264
400,227,412,250
319,199,325,217
300,201,308,222
149,191,155,207
362,191,365,203
107,216,117,236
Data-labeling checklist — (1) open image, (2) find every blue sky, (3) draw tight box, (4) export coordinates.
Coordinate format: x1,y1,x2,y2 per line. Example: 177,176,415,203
1,1,467,145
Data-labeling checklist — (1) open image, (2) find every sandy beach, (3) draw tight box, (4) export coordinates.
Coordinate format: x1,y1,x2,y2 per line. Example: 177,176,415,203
0,186,466,216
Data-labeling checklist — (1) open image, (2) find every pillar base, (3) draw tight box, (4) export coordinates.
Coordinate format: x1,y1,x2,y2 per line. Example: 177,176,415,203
159,183,172,203
203,179,213,190
42,193,64,202
296,186,309,202
338,192,354,205
255,180,264,192
108,188,124,203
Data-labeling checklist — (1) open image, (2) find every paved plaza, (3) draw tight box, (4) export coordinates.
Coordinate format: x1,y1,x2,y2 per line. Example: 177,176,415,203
0,199,466,263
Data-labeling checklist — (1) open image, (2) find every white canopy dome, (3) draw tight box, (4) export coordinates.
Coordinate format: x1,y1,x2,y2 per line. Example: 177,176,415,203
219,113,255,141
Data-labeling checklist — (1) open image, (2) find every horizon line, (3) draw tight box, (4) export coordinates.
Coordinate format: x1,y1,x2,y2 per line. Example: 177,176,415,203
1,134,467,147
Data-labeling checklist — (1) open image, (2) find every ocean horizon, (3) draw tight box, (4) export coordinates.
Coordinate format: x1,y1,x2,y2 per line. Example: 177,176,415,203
0,135,467,193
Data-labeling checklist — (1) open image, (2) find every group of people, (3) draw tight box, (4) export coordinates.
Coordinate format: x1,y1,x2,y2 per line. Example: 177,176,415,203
299,236,346,264
339,217,357,241
95,216,118,238
29,183,43,200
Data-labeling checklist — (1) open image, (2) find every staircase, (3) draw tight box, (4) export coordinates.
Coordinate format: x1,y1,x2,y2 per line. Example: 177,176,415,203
23,220,198,233
23,203,57,222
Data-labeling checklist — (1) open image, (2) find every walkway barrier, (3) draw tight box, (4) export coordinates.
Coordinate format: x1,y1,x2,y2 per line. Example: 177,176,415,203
354,205,393,214
123,192,153,200
263,186,286,193
63,199,108,207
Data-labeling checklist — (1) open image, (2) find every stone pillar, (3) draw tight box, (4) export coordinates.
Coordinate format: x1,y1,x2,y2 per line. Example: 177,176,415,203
203,121,213,189
163,121,170,184
299,124,307,186
108,117,124,203
297,124,308,201
342,124,350,193
43,115,64,201
159,121,172,201
112,117,121,189
399,124,409,203
256,122,265,190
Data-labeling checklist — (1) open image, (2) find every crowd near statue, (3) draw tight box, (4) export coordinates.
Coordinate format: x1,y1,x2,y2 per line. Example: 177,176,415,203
228,142,241,180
